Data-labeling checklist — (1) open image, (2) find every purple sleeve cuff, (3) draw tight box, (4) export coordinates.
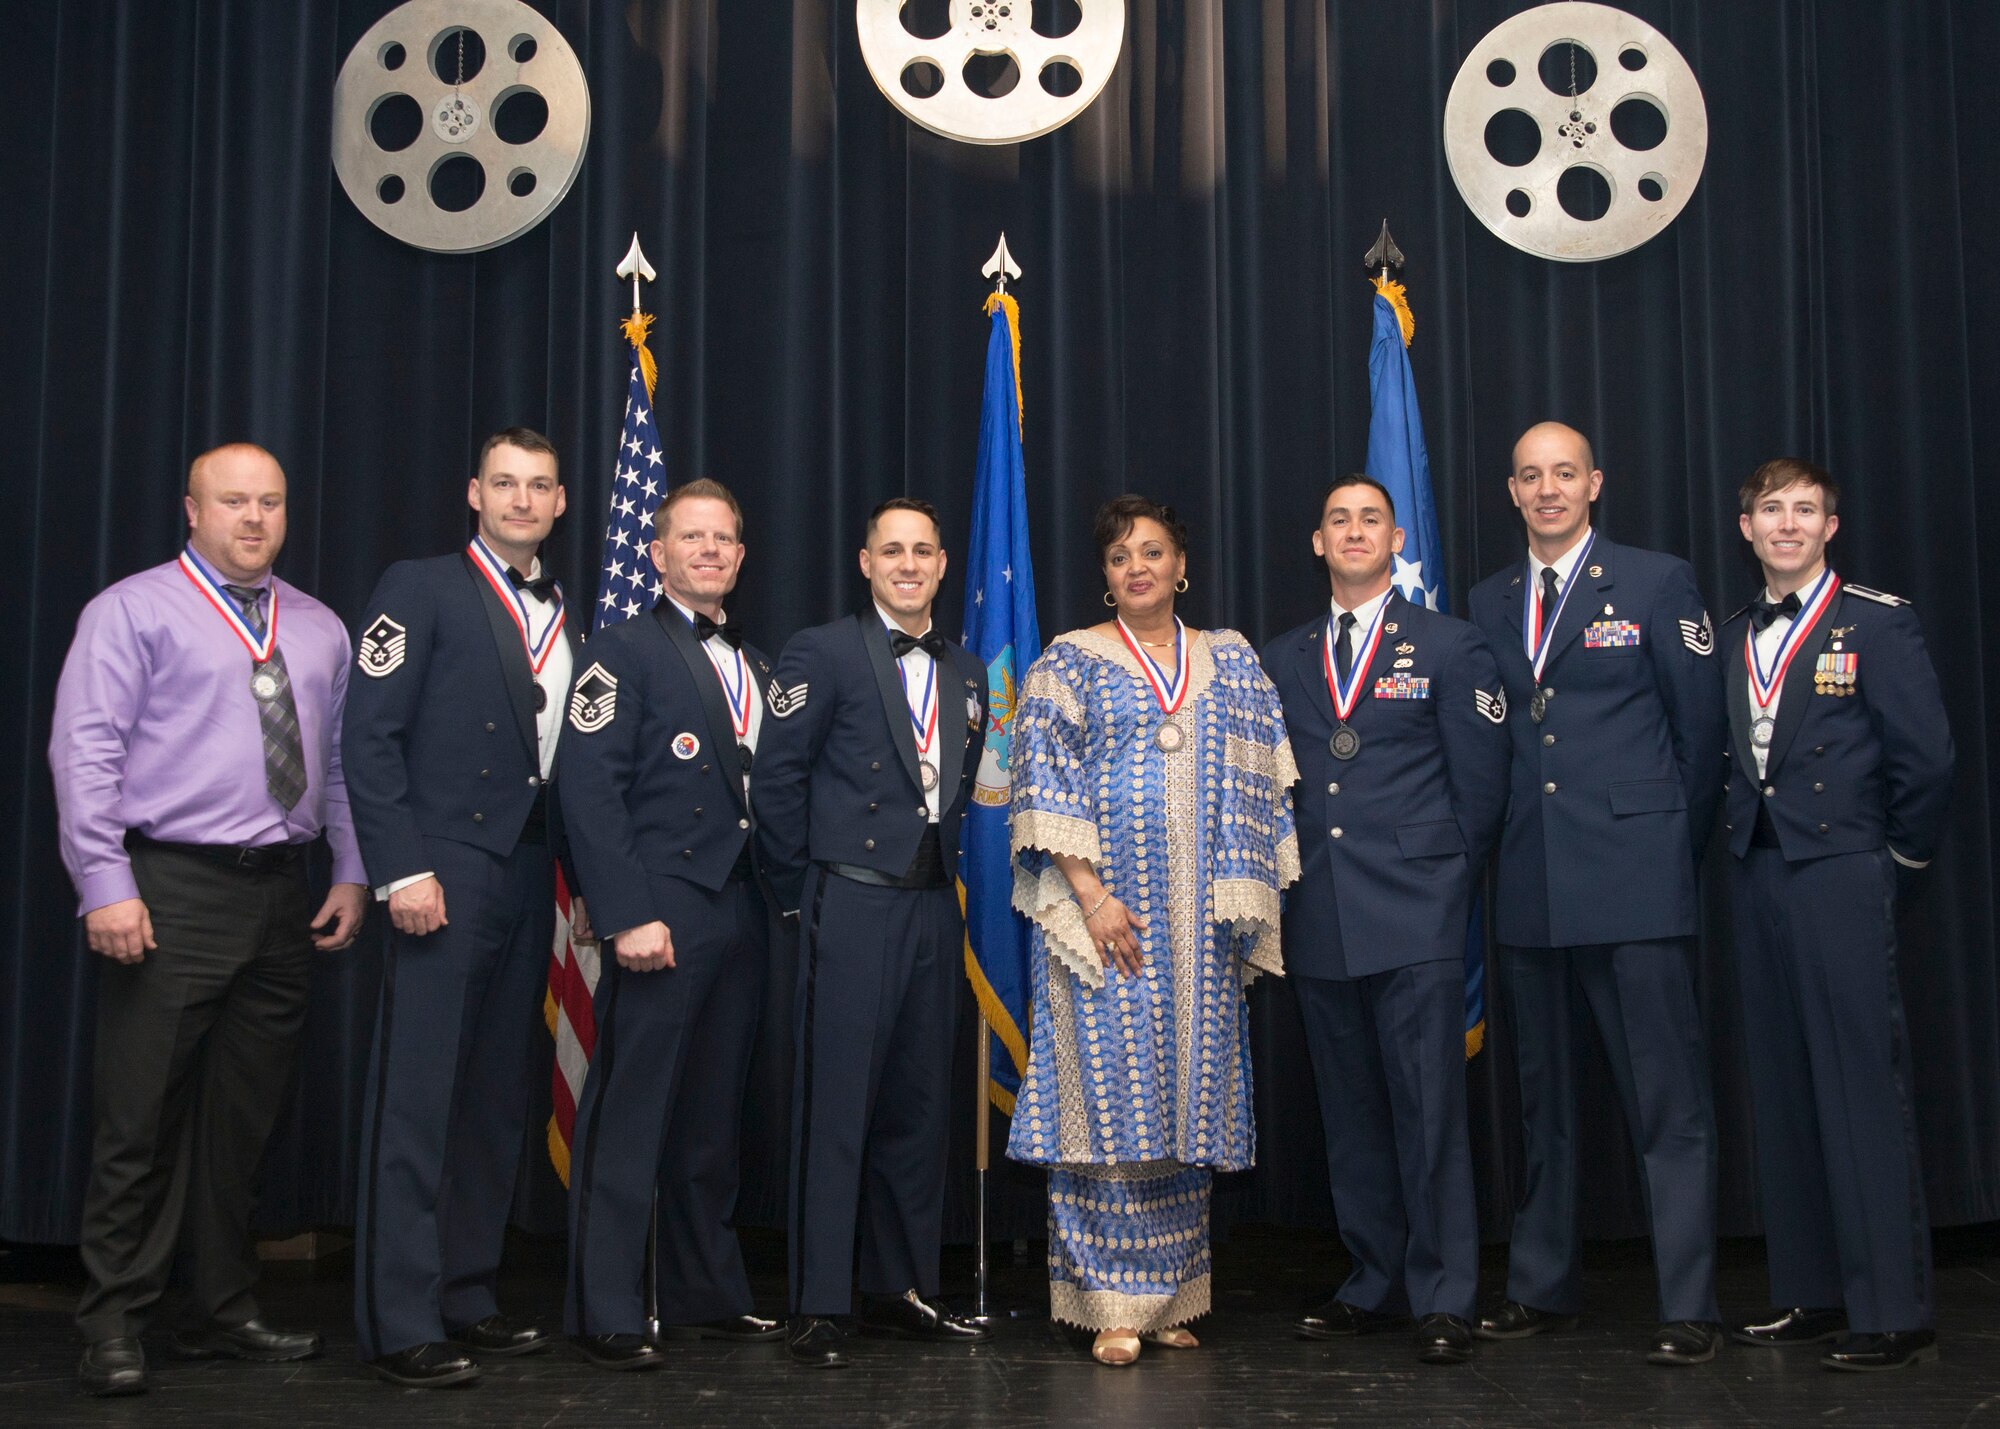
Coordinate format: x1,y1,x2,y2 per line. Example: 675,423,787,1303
76,865,142,918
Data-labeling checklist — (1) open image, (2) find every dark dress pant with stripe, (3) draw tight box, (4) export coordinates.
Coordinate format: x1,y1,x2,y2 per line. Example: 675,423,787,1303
1502,938,1721,1324
788,866,960,1317
353,835,550,1360
566,874,768,1334
1294,959,1478,1321
1733,846,1931,1331
75,842,313,1343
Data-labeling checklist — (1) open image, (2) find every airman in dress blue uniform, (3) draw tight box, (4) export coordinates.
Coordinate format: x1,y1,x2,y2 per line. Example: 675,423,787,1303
751,498,990,1369
1467,423,1727,1365
1266,475,1511,1367
557,479,787,1369
342,429,581,1387
1720,458,1953,1372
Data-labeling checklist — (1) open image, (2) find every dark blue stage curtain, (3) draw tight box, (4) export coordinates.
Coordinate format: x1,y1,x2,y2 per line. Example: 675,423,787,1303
2,1,1995,1246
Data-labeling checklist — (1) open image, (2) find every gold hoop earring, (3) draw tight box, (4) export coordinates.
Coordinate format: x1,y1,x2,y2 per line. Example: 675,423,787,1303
1103,590,1118,607
1175,577,1189,594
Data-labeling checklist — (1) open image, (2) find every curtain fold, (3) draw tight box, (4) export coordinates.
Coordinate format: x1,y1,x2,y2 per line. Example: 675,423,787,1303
2,0,1994,1245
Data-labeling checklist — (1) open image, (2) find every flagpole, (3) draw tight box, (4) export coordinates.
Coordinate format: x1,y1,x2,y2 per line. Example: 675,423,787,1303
616,231,663,1340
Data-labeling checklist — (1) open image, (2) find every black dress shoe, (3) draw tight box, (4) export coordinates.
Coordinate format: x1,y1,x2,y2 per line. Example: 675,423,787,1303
1416,1313,1475,1365
172,1317,323,1362
368,1342,480,1388
1647,1320,1723,1365
659,1314,785,1343
1475,1301,1579,1341
1820,1328,1938,1372
449,1314,553,1357
1295,1297,1410,1339
789,1316,849,1368
857,1290,991,1342
78,1337,146,1397
1732,1307,1847,1347
569,1333,666,1371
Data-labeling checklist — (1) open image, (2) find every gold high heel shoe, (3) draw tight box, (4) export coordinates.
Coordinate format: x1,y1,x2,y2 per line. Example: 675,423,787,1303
1092,1329,1141,1366
1143,1326,1198,1349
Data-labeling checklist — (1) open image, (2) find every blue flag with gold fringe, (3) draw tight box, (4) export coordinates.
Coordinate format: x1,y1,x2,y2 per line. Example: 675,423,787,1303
958,293,1039,1110
1364,276,1486,1058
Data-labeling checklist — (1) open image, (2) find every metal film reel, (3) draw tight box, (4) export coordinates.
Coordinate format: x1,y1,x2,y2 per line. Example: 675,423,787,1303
1443,3,1706,263
332,0,590,254
857,0,1125,146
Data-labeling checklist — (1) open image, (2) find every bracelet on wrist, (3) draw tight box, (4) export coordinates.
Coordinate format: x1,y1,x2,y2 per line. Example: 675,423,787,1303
1082,891,1111,920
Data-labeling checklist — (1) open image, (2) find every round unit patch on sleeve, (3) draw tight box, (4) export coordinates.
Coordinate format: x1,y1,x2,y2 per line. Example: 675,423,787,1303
568,662,619,733
357,614,407,677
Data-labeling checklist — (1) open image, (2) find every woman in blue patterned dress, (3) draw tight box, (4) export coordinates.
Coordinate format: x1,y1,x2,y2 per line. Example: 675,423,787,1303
1006,496,1300,1366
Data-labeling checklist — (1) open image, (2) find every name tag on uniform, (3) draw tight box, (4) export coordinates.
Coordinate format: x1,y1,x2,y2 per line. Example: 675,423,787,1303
1814,650,1857,696
1584,619,1642,648
1373,674,1431,699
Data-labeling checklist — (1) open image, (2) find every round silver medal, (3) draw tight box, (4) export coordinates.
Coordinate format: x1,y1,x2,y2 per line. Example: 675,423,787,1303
1154,720,1186,753
920,761,939,791
250,669,280,703
1750,715,1775,749
1529,689,1548,724
1329,725,1360,761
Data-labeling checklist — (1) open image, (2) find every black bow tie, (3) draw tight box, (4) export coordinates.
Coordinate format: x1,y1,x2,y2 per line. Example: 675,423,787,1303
890,629,947,660
506,566,560,601
1750,591,1802,632
693,612,744,649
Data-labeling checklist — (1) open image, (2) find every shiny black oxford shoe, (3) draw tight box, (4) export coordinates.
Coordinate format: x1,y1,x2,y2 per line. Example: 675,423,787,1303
569,1333,666,1371
1295,1297,1411,1340
788,1316,849,1368
368,1342,480,1388
171,1317,322,1362
78,1336,147,1397
659,1314,786,1343
1474,1301,1578,1341
1647,1320,1723,1366
857,1290,990,1343
1415,1313,1475,1365
1732,1307,1847,1348
1820,1328,1938,1372
449,1314,553,1357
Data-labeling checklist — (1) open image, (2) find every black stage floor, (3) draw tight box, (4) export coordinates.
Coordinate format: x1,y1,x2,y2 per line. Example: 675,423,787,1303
5,1225,1998,1427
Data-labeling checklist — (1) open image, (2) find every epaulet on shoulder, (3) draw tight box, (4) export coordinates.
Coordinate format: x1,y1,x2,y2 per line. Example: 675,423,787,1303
1845,584,1910,607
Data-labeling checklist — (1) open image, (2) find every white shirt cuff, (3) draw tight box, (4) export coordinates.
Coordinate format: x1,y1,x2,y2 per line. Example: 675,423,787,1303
375,871,436,901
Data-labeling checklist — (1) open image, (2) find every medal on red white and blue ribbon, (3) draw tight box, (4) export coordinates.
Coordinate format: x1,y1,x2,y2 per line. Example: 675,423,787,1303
1117,616,1191,752
1522,530,1595,723
1745,567,1837,751
701,625,753,742
1322,599,1388,760
896,647,940,789
179,546,283,701
468,538,565,710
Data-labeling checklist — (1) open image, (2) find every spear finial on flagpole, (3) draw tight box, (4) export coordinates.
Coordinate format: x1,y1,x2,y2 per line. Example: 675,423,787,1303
1364,218,1405,287
616,232,656,317
983,233,1022,295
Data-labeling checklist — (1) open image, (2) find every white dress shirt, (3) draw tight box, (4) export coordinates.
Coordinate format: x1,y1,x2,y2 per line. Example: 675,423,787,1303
878,602,941,824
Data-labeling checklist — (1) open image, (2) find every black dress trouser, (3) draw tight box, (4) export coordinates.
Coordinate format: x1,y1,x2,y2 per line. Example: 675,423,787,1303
75,840,313,1344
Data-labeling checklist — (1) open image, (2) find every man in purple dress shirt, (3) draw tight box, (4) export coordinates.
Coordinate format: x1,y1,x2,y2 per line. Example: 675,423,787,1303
50,443,368,1397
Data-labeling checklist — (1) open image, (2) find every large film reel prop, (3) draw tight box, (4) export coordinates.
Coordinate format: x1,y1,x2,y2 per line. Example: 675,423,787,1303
857,1,1125,146
1443,3,1706,262
332,0,590,254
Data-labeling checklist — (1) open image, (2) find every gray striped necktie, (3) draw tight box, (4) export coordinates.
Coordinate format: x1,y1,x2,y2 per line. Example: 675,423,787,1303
224,585,308,812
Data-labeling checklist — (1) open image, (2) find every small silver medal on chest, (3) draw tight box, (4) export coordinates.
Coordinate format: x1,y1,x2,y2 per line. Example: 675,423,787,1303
1329,724,1360,760
1751,715,1775,750
250,668,280,703
1154,719,1186,753
920,760,939,791
1530,688,1548,723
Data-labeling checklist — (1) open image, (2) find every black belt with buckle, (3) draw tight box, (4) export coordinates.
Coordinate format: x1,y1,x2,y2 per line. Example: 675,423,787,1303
821,827,948,890
127,831,307,873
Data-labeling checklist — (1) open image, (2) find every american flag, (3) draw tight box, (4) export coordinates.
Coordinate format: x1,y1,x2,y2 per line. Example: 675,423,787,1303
544,312,667,1184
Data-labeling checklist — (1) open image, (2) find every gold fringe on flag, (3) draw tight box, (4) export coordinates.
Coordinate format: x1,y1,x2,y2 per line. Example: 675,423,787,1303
983,291,1024,436
1373,275,1416,348
622,311,659,402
